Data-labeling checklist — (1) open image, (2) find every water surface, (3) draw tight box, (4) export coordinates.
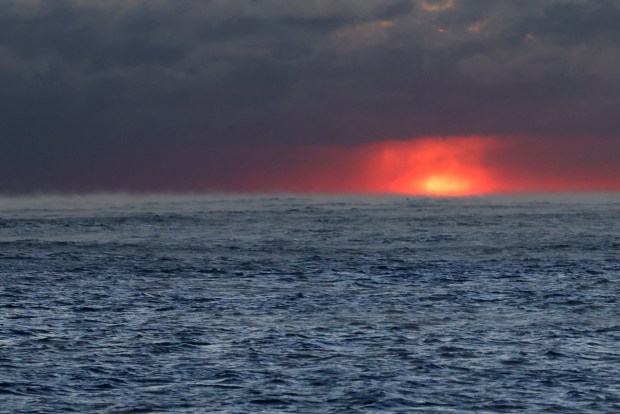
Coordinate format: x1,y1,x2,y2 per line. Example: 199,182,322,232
1,194,619,413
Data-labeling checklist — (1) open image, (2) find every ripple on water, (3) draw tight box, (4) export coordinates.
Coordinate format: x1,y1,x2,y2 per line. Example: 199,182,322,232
1,195,619,413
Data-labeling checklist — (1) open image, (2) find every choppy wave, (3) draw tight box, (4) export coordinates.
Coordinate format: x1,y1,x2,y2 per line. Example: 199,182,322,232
1,194,619,413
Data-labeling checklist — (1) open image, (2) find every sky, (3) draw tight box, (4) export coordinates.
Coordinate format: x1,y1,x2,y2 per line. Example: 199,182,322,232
1,0,620,195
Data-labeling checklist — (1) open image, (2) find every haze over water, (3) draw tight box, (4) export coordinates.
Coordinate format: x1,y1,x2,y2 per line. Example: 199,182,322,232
1,194,619,413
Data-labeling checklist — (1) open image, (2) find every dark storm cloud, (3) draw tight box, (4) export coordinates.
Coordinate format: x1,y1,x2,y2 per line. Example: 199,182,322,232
1,0,620,192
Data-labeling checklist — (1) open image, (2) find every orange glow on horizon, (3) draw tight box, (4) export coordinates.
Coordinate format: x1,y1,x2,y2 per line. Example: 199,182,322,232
366,137,498,196
198,135,620,195
423,175,472,195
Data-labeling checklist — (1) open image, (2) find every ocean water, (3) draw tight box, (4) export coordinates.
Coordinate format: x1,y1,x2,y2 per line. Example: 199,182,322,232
1,194,619,413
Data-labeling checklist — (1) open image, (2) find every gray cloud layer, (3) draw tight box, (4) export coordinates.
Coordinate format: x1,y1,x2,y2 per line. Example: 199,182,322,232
1,0,620,191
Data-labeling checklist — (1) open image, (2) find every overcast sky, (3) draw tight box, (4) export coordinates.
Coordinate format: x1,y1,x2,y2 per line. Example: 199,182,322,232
1,0,620,193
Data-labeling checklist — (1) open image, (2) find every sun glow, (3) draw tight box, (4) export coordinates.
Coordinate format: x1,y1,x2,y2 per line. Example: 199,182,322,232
368,137,498,196
198,135,620,195
423,175,471,195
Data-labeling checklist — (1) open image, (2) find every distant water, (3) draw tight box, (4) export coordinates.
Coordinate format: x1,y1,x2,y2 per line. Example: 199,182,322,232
1,194,619,413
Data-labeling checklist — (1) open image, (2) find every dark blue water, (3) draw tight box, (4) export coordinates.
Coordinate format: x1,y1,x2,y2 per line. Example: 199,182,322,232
1,194,619,413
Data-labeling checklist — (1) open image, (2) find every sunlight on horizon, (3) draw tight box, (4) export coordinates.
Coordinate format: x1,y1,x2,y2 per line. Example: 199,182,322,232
369,136,497,196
